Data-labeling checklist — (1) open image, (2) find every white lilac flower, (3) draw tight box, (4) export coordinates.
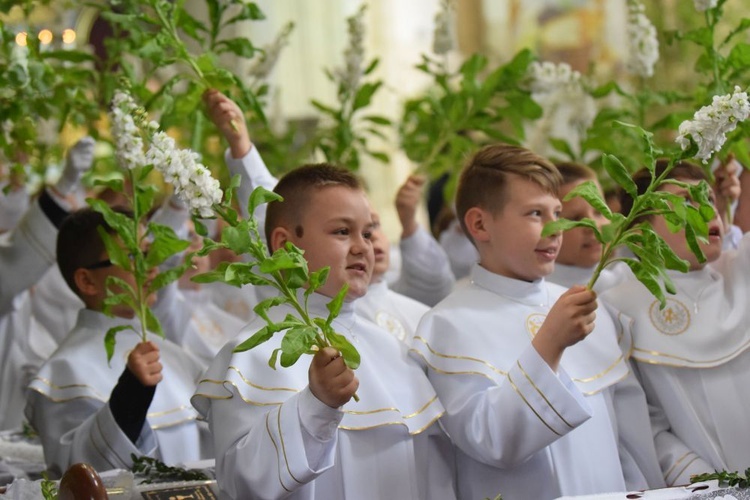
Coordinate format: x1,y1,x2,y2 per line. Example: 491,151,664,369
432,0,454,56
334,5,367,92
693,0,718,12
676,86,750,163
626,0,659,78
526,61,583,94
147,131,222,217
524,61,596,157
110,91,146,170
248,21,294,82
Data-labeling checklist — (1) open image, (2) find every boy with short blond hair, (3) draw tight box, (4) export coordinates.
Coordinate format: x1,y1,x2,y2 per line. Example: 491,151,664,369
602,160,750,485
192,164,455,500
412,144,663,500
25,208,211,477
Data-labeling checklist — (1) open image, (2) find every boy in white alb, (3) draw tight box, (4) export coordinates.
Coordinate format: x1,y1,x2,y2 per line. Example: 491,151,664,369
25,208,211,477
601,161,750,485
412,144,664,500
192,165,455,500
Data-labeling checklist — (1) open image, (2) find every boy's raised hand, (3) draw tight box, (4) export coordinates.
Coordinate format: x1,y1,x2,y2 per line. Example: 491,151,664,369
309,347,359,408
203,89,252,159
395,174,426,238
127,341,163,387
532,286,598,372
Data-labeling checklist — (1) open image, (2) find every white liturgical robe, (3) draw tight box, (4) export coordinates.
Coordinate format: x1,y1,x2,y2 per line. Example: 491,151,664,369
25,308,212,476
412,264,664,500
601,232,750,486
355,279,428,343
192,293,455,500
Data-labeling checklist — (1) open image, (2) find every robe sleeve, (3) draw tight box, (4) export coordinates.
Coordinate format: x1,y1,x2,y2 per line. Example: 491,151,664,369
25,390,157,477
428,344,592,468
393,226,455,306
207,385,342,500
224,147,278,244
0,199,57,315
608,363,667,490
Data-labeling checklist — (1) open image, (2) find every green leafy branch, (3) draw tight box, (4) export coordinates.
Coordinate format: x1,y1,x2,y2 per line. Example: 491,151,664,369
0,17,100,189
400,49,540,183
192,183,360,399
543,121,715,307
311,5,391,171
131,454,209,484
40,472,57,500
692,469,750,488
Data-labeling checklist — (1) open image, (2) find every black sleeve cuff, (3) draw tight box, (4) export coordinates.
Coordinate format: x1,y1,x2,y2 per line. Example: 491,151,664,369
109,367,156,444
38,190,69,229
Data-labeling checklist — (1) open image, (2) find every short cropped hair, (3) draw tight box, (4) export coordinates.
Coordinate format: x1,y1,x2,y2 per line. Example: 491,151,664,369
555,162,598,186
57,208,129,297
620,159,710,217
264,163,363,245
455,144,561,244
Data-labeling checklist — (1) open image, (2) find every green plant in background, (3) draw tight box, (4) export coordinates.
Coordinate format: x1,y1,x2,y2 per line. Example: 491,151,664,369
399,0,540,189
40,472,57,500
310,4,391,171
192,184,360,378
131,454,209,484
97,0,269,179
0,14,100,191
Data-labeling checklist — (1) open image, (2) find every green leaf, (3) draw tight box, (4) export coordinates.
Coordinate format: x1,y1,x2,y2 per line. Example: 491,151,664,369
686,205,709,237
726,43,750,70
146,223,191,268
234,325,275,353
253,296,289,323
549,138,575,161
352,82,382,112
149,259,193,293
221,225,253,255
226,2,266,24
542,218,598,238
623,260,666,309
325,283,349,324
268,348,282,369
600,214,626,243
216,38,257,58
98,228,134,272
602,154,637,198
363,115,391,125
564,180,613,220
88,199,138,250
684,224,707,264
326,328,360,369
104,325,135,364
225,262,272,287
144,307,164,340
279,326,318,367
41,50,96,63
248,186,283,216
307,267,330,295
260,247,306,274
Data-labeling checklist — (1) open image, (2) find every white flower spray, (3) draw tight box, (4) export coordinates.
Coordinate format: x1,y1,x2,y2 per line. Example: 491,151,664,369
626,0,659,78
334,5,367,93
676,86,750,163
247,21,295,83
110,89,223,215
432,0,454,56
524,61,596,157
693,0,718,12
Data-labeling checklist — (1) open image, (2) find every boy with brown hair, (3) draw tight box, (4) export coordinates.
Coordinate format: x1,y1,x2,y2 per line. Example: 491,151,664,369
25,208,211,477
411,144,663,500
601,160,750,485
191,164,455,500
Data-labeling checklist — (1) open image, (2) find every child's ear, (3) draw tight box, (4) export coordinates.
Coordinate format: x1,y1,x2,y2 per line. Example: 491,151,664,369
73,268,99,298
269,226,292,253
464,207,491,243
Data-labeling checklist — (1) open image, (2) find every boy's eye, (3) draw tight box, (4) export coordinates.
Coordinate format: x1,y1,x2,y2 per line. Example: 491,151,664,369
529,210,541,216
333,228,350,236
363,230,373,240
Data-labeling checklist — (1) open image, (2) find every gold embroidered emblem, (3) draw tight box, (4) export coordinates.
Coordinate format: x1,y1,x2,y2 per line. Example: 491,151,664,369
526,313,547,338
649,298,690,335
375,311,407,342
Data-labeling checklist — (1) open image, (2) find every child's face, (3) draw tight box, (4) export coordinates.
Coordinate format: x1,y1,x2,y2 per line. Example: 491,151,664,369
556,179,606,268
475,175,562,281
288,186,375,300
651,179,723,269
369,212,390,282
